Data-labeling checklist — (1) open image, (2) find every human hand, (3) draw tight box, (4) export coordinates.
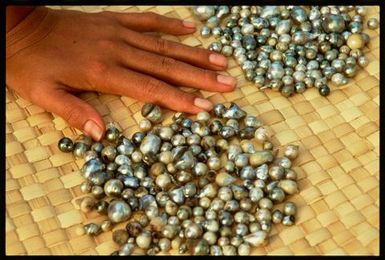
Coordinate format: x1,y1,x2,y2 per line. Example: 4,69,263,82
6,7,236,140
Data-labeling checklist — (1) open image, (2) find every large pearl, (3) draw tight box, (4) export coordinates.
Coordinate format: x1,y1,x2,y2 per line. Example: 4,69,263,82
108,200,131,223
346,33,364,49
321,14,346,33
192,6,216,21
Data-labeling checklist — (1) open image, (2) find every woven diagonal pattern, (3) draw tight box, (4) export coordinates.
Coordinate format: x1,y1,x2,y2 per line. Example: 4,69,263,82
6,6,379,255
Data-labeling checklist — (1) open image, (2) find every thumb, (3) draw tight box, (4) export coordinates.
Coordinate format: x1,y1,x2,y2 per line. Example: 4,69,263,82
36,86,105,141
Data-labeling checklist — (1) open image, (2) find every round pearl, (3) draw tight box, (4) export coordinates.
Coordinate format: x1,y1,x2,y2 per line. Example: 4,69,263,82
347,33,364,49
367,18,379,30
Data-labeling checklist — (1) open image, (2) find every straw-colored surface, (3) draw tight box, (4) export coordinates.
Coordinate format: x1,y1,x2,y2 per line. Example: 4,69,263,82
6,6,379,255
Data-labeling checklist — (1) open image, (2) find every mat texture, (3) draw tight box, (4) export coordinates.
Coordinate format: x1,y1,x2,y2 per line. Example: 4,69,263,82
6,5,379,255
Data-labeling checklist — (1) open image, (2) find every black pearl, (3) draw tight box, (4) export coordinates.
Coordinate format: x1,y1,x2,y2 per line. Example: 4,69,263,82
58,137,74,153
105,124,120,143
280,85,295,97
132,132,145,146
319,84,330,96
73,142,89,158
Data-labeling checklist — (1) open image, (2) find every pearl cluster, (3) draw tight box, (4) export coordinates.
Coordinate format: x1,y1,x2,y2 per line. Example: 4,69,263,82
58,103,302,255
193,5,379,97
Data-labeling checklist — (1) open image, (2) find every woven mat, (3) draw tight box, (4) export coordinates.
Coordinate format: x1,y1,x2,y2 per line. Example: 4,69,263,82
5,6,379,255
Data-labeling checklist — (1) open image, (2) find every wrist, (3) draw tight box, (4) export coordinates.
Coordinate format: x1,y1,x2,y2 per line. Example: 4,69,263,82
6,6,36,32
6,6,57,59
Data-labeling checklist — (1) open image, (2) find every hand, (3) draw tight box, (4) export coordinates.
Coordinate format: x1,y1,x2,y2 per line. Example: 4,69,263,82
6,7,236,140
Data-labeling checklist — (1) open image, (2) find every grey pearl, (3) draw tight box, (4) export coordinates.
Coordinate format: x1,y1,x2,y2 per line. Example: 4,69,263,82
140,134,161,155
222,245,237,256
101,145,117,162
269,187,286,203
218,187,233,201
193,239,210,255
210,245,223,255
169,187,185,205
269,61,285,80
216,5,230,18
141,103,163,124
207,16,220,29
210,198,225,211
212,27,222,38
115,154,130,166
260,6,280,18
104,179,124,197
291,6,307,23
331,73,349,86
241,23,254,34
283,201,297,216
258,198,273,210
282,215,295,226
239,165,255,180
295,82,306,93
367,18,379,30
269,165,285,180
272,209,284,224
322,14,346,33
84,223,102,236
108,200,131,223
73,142,89,158
81,158,104,178
208,41,222,53
224,200,240,212
221,45,233,57
219,211,233,226
276,19,292,35
357,55,369,67
158,238,171,252
238,243,250,255
192,6,216,21
205,209,217,220
234,223,249,236
184,222,203,239
292,31,310,45
243,231,268,247
200,26,211,38
136,230,152,249
223,103,247,120
239,198,252,211
230,235,243,247
58,137,74,153
256,208,271,222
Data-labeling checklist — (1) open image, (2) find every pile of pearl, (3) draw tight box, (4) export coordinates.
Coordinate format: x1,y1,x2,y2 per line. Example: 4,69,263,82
193,5,379,97
58,103,302,255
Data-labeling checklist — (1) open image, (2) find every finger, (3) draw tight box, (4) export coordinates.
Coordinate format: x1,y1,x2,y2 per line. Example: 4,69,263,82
116,43,236,92
113,11,196,35
32,84,105,141
121,28,228,71
94,65,213,114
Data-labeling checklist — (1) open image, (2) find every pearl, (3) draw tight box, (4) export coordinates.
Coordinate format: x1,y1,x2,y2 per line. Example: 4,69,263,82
58,137,74,152
193,6,216,21
200,26,211,38
108,200,131,223
141,103,163,124
319,84,331,96
367,18,379,29
321,14,346,33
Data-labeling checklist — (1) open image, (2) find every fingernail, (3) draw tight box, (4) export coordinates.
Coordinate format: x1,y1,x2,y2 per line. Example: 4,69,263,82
183,20,196,29
84,120,103,141
194,98,213,111
209,53,228,67
217,74,237,87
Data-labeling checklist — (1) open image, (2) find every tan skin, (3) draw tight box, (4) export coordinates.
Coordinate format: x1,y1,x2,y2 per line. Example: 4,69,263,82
6,6,236,140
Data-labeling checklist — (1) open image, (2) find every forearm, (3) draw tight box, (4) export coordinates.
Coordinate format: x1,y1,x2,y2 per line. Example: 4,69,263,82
6,6,36,32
